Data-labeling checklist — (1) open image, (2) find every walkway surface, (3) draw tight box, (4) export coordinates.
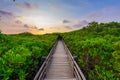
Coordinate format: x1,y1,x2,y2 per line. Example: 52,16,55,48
44,40,76,80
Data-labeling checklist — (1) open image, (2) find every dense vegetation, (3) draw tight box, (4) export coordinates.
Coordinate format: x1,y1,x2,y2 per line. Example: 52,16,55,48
0,32,57,80
0,22,120,80
62,22,120,80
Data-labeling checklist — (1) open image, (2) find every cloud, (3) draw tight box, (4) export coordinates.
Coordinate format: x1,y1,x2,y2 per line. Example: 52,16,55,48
39,28,44,31
0,10,15,17
0,10,23,28
0,16,1,21
73,20,88,28
23,24,41,31
63,20,88,30
86,6,120,22
64,26,72,29
87,12,103,19
63,20,71,23
16,2,39,10
32,26,37,29
0,10,20,23
24,24,30,28
15,20,22,24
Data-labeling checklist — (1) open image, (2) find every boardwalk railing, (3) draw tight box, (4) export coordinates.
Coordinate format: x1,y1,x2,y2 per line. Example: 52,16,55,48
62,39,86,80
34,39,86,80
34,40,58,80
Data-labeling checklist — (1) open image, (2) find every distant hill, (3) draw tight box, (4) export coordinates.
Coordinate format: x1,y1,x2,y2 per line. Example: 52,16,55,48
17,32,34,36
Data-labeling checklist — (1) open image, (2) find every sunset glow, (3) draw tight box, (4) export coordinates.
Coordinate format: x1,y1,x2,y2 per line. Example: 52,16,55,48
0,0,120,34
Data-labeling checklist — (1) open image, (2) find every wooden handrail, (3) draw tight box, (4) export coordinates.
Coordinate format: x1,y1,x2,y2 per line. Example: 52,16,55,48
62,39,86,80
34,40,58,80
34,39,86,80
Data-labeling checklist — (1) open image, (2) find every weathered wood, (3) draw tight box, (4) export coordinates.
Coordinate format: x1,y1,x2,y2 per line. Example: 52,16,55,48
44,79,76,80
41,57,47,62
44,40,75,79
62,40,86,80
34,40,58,80
73,56,78,62
34,39,86,80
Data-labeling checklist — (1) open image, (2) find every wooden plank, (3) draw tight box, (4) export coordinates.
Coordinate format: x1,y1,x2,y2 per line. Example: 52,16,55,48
44,40,75,79
34,39,86,80
44,78,76,80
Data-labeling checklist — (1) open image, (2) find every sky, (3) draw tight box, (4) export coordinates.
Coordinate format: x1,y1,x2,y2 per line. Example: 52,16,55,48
0,0,120,34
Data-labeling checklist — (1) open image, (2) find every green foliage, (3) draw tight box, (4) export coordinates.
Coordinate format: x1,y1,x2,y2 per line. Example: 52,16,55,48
112,41,120,75
1,21,120,80
0,33,57,80
62,22,120,79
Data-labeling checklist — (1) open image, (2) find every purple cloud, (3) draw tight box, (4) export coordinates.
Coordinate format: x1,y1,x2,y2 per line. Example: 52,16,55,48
73,20,88,28
16,2,39,10
15,20,22,24
87,12,103,19
0,10,15,17
39,28,44,31
63,20,71,23
23,24,41,30
0,16,1,21
86,6,120,22
64,26,72,29
24,24,30,28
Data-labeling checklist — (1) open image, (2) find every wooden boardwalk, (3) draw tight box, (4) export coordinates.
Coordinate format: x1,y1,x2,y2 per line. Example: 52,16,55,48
34,39,86,80
44,40,76,80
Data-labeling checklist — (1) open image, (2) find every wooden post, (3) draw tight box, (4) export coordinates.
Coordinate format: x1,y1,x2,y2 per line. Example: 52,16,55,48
74,56,78,62
41,56,46,63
